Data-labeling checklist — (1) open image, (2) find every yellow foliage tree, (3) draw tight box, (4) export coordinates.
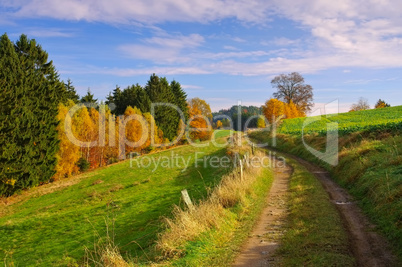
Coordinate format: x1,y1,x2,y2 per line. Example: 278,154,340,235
123,106,145,155
256,116,266,128
284,100,305,119
216,120,223,129
54,101,80,179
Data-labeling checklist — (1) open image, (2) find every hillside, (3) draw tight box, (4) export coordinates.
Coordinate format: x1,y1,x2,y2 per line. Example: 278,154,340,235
0,134,232,266
249,106,402,260
279,105,402,135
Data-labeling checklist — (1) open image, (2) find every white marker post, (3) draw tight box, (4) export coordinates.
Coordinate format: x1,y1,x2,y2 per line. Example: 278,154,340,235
181,189,194,210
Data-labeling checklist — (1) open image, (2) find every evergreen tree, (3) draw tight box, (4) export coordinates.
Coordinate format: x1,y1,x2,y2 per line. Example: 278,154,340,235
145,74,178,141
0,33,64,195
80,88,98,104
170,80,189,122
64,79,80,103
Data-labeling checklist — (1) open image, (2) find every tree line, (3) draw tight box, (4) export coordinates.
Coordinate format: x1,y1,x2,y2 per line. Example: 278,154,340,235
0,33,212,196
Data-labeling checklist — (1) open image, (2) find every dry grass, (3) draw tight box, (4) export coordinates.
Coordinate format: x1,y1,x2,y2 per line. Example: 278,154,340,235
155,147,265,259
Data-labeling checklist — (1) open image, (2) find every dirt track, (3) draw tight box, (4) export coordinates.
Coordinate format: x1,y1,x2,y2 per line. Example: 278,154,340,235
233,151,398,267
292,155,397,267
233,156,292,266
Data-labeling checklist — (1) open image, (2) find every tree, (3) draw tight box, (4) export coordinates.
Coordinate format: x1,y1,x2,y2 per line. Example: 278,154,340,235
145,74,179,141
271,72,313,113
284,100,304,119
0,34,66,195
374,99,390,109
216,120,223,129
64,79,80,103
187,98,213,141
350,97,370,111
257,116,266,128
80,88,98,104
262,98,285,123
54,101,80,179
171,80,189,122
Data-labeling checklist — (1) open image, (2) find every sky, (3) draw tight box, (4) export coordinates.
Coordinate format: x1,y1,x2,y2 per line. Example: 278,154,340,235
1,0,402,113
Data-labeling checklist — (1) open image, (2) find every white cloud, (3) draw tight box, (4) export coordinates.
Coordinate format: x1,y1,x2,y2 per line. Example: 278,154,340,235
4,0,273,24
119,33,204,63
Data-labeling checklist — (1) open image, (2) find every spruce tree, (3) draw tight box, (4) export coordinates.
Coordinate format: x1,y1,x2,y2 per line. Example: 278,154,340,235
145,74,178,141
64,79,80,103
171,80,189,122
0,34,64,195
80,88,98,104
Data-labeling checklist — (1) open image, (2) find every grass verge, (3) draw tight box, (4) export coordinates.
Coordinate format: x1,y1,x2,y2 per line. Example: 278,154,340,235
275,155,355,266
155,148,274,266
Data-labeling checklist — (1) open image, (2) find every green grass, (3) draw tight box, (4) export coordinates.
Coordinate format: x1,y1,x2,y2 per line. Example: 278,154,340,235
275,155,354,266
212,129,234,139
249,128,402,261
0,140,231,266
279,105,402,135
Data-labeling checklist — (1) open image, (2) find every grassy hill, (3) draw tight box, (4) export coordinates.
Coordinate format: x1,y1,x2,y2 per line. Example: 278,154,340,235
279,105,402,135
249,106,402,260
0,132,233,266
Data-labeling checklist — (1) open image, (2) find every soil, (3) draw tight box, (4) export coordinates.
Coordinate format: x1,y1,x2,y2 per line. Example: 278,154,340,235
233,156,292,266
233,151,398,267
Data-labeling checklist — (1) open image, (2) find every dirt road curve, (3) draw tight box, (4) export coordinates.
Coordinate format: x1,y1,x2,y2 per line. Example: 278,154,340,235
233,157,292,267
293,155,397,267
233,151,398,267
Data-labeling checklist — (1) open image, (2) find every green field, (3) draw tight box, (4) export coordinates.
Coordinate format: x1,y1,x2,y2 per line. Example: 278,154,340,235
279,105,402,135
251,106,402,260
0,132,233,266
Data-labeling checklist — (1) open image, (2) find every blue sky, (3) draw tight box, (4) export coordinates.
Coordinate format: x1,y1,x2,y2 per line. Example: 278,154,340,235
1,0,402,112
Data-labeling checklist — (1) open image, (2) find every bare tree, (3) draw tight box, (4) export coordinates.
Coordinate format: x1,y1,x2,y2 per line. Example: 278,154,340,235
271,72,314,113
350,97,370,111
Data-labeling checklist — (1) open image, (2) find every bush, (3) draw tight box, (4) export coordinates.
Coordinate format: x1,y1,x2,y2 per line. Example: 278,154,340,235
77,157,90,172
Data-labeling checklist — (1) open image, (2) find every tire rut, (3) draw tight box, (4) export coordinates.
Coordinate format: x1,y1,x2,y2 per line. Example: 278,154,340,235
285,153,398,267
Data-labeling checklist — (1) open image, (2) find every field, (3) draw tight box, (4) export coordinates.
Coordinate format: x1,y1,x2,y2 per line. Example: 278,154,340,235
250,106,402,260
0,132,233,266
279,105,402,135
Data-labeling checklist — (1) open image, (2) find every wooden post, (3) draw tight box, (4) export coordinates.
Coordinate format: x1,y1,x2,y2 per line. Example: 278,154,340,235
239,159,243,179
181,189,194,210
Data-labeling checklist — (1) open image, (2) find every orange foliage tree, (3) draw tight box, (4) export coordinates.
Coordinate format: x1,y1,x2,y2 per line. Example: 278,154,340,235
54,101,80,179
262,98,284,123
187,98,213,141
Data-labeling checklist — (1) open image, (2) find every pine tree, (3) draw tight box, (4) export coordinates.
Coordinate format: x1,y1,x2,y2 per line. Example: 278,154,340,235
145,74,179,141
171,80,189,122
0,34,65,195
80,88,98,104
64,79,80,103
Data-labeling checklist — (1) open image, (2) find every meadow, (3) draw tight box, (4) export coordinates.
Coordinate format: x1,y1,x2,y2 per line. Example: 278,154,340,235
0,131,233,266
279,105,402,135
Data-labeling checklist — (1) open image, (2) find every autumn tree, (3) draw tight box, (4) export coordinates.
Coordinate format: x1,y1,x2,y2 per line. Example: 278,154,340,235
284,100,305,119
54,101,80,179
272,72,313,113
350,97,370,111
257,116,266,128
187,98,213,141
374,99,390,109
216,120,223,129
262,98,284,123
